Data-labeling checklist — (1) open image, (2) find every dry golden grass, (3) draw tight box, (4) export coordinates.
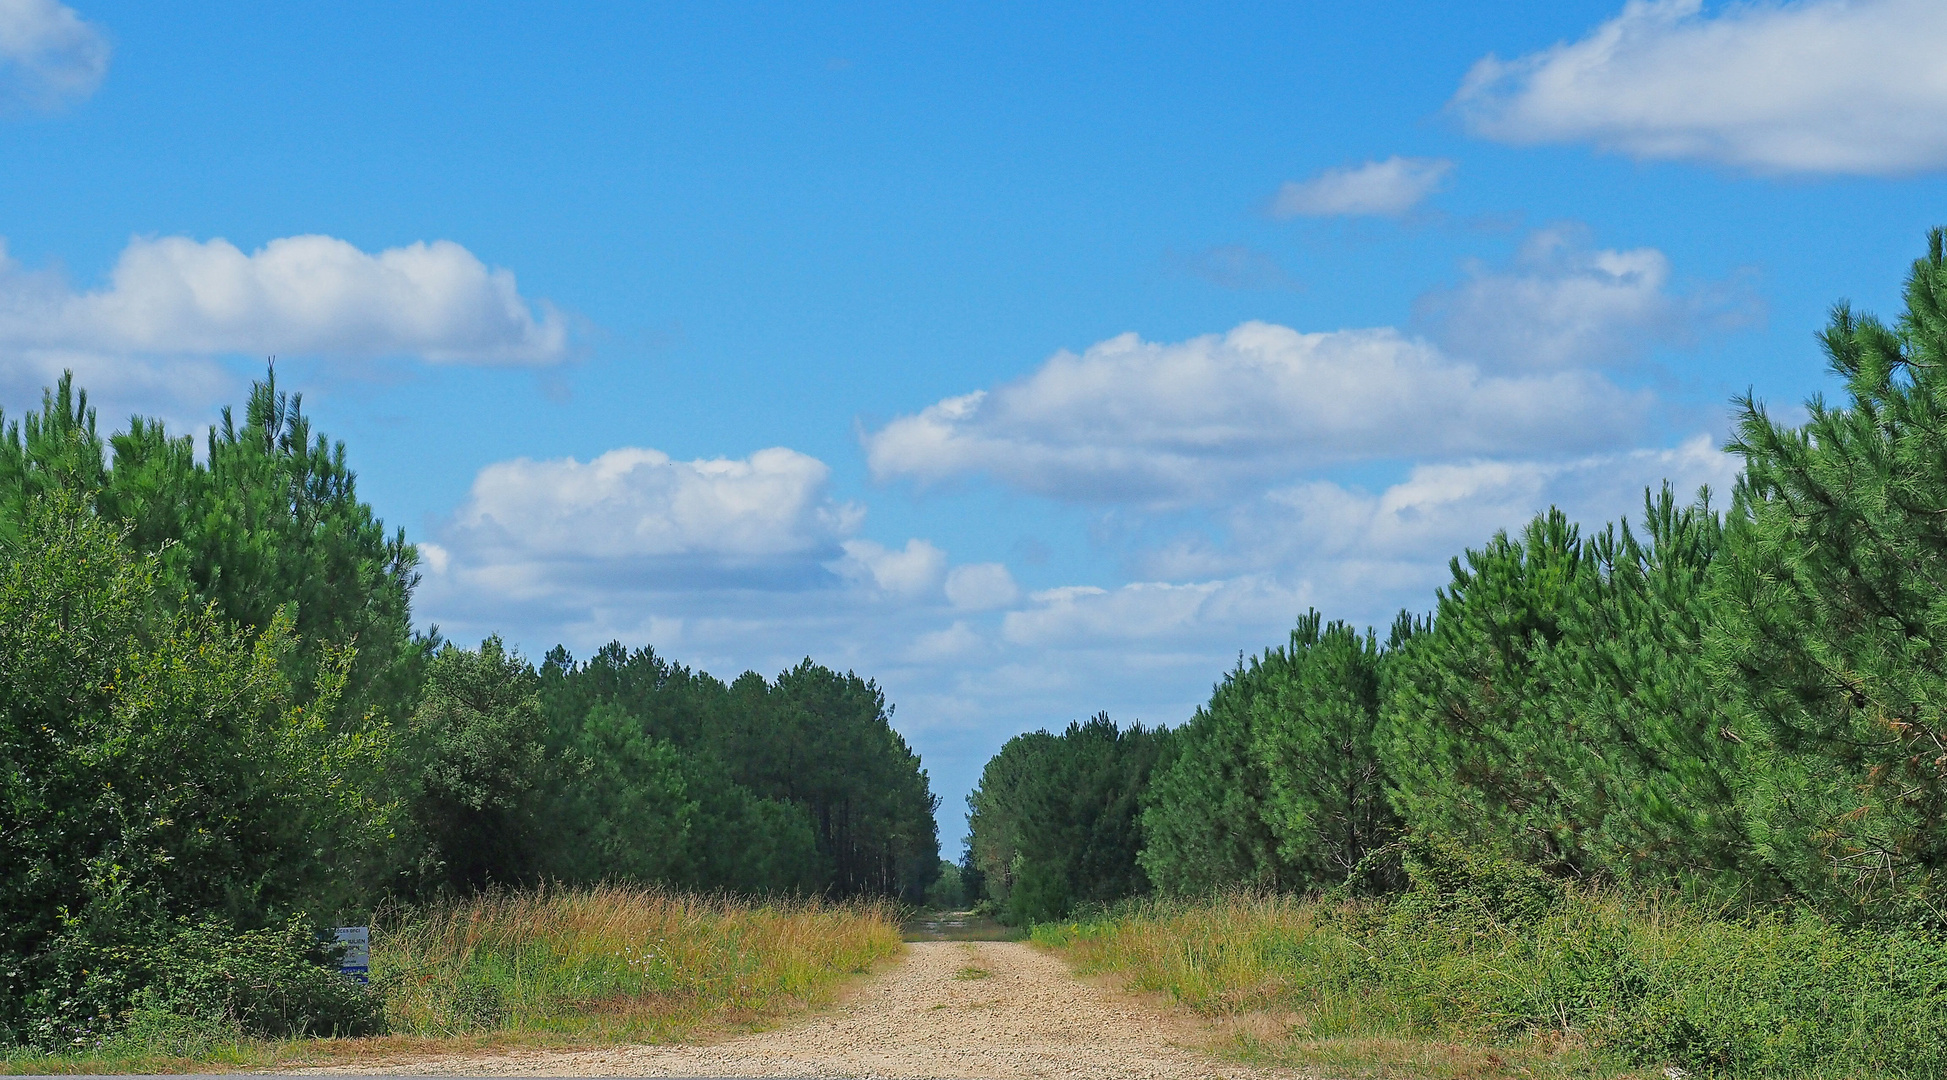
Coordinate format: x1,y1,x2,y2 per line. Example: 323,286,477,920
2,884,903,1074
1033,893,1644,1080
374,883,903,1041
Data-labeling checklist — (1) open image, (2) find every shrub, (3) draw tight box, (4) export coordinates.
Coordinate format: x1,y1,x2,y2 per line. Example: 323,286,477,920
25,913,384,1050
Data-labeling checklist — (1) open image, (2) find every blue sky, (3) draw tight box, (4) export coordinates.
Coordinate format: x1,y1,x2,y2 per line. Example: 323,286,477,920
7,0,1947,842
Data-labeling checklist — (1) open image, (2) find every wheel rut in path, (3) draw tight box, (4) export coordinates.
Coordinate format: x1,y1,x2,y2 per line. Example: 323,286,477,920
306,940,1300,1079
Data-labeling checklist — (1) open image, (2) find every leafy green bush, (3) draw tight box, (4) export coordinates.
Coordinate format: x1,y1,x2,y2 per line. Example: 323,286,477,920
25,914,383,1049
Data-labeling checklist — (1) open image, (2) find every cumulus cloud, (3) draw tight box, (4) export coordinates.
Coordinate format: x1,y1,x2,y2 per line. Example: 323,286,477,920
0,346,230,436
1453,0,1947,175
905,621,986,663
863,321,1651,505
1270,156,1453,217
443,446,864,594
1415,224,1758,370
835,538,948,597
0,0,108,111
0,234,569,365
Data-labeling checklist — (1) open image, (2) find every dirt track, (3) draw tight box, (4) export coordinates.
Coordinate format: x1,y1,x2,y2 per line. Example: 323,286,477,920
306,940,1295,1079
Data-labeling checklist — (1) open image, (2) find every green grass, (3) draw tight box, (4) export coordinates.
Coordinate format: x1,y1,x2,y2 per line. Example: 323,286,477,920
1033,890,1947,1079
4,883,903,1074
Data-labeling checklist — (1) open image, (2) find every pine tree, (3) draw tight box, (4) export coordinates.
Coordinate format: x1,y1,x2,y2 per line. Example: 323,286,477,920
1380,509,1592,873
1544,486,1748,889
1139,648,1302,895
1709,228,1947,913
1253,613,1397,886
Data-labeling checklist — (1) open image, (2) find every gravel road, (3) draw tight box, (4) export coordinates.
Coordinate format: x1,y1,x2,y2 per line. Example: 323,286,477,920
299,940,1296,1079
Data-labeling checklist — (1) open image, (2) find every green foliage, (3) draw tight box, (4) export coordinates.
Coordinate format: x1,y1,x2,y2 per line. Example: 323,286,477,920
1380,509,1592,872
924,861,967,910
968,714,1172,923
1138,648,1307,896
542,701,697,886
1042,888,1947,1079
0,371,427,730
1546,487,1749,889
400,637,550,893
58,916,384,1045
1141,613,1398,896
535,644,938,900
1707,229,1947,914
1253,614,1395,887
0,493,390,1043
1376,490,1744,891
0,370,944,1054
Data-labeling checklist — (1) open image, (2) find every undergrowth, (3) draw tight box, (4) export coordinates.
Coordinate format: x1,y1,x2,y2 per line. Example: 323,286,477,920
2,884,901,1073
1033,844,1947,1079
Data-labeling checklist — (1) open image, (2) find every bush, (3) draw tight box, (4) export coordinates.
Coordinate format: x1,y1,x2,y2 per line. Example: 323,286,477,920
21,913,383,1050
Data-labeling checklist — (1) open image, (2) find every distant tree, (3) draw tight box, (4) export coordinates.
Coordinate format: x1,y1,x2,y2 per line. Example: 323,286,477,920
966,730,1058,911
401,637,548,893
969,715,1171,923
534,644,937,899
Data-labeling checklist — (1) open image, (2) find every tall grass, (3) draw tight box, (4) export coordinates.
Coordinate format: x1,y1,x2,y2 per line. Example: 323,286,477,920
1035,890,1947,1079
374,883,902,1041
4,884,901,1073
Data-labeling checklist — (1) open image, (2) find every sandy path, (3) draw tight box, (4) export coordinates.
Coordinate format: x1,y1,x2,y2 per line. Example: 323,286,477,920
306,941,1296,1079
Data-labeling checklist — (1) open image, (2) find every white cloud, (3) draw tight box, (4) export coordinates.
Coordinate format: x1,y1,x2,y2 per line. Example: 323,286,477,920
863,320,1650,505
945,562,1020,610
0,0,108,110
447,446,863,587
1002,577,1304,648
417,541,451,576
0,234,569,365
1415,224,1757,370
836,538,948,597
1141,434,1741,600
1453,0,1947,175
0,346,230,436
1270,156,1453,217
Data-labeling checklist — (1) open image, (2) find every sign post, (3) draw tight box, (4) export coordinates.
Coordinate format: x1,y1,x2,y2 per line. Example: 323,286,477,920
333,926,370,982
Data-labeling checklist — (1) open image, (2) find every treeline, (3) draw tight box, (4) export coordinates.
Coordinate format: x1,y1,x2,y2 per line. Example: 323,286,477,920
0,376,938,1046
969,228,1947,926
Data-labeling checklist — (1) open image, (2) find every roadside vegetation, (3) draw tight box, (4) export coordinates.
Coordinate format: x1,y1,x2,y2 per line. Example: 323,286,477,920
376,885,899,1040
1036,849,1947,1078
967,230,1947,1077
2,886,899,1074
0,369,937,1056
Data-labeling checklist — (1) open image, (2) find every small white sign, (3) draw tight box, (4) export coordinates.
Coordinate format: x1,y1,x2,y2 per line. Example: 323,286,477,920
333,926,370,982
